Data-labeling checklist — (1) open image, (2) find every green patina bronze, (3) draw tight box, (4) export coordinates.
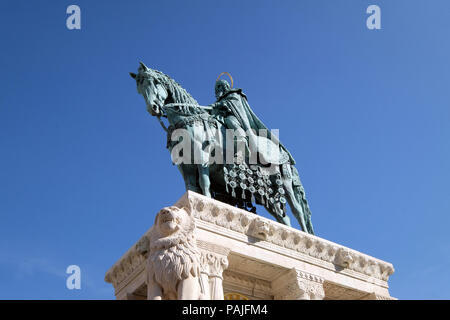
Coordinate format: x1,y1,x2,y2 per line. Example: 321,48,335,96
130,62,314,234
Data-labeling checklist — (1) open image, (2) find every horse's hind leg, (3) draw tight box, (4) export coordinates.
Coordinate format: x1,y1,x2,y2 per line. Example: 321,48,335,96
197,164,211,198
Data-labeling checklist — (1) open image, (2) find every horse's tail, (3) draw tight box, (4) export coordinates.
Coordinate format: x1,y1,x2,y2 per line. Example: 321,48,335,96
300,191,314,234
294,186,315,235
291,166,315,235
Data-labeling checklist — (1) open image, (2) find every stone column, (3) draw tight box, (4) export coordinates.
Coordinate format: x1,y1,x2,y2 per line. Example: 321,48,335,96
272,268,325,300
198,241,229,300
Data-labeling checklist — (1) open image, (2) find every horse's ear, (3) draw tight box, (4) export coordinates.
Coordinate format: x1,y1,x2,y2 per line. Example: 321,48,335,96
139,61,149,71
129,72,137,79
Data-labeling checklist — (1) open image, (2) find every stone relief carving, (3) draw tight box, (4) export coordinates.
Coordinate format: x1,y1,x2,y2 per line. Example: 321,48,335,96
248,217,275,240
335,248,354,268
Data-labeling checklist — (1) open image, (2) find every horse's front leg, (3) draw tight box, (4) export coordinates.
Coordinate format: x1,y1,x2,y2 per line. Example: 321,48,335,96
197,164,211,198
192,126,212,197
178,164,202,194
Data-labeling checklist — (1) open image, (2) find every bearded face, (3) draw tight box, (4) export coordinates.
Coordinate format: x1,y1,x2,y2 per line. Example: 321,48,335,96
215,80,230,99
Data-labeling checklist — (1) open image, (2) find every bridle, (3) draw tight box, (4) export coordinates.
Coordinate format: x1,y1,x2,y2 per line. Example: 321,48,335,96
155,103,212,133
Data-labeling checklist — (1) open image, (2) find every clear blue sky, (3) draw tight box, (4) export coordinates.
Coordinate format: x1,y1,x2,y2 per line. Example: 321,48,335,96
0,0,449,299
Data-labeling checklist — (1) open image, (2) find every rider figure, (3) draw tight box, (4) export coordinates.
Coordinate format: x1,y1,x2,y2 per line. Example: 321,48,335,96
210,79,295,165
211,80,250,160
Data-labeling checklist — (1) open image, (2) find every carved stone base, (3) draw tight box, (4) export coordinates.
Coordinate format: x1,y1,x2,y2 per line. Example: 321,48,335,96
105,191,396,300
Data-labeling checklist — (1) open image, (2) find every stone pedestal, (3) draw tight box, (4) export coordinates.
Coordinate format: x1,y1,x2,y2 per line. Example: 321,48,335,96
105,191,396,300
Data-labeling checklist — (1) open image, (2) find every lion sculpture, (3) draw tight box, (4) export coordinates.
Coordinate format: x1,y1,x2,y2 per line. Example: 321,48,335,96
145,206,207,300
249,217,275,240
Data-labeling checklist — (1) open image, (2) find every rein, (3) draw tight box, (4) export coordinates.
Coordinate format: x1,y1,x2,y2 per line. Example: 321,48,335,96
156,115,169,132
162,103,212,112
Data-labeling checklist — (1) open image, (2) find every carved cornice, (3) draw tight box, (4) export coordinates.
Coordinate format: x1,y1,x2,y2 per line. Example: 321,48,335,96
175,191,395,282
104,244,146,290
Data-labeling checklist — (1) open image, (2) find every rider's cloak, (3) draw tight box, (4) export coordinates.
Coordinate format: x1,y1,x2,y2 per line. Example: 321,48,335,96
216,88,296,165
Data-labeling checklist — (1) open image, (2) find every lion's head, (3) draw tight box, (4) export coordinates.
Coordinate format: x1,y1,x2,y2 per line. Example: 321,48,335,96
155,206,185,236
149,206,196,250
249,217,275,240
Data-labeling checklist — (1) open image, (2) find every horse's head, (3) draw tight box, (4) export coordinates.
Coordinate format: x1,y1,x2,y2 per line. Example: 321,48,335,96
130,62,168,117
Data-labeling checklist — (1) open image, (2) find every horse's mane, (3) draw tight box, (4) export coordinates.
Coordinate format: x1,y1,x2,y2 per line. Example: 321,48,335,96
150,69,207,116
138,66,207,115
153,71,195,102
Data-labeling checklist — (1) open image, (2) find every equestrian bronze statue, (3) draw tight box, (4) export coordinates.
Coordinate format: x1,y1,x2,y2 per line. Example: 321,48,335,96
130,62,314,234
